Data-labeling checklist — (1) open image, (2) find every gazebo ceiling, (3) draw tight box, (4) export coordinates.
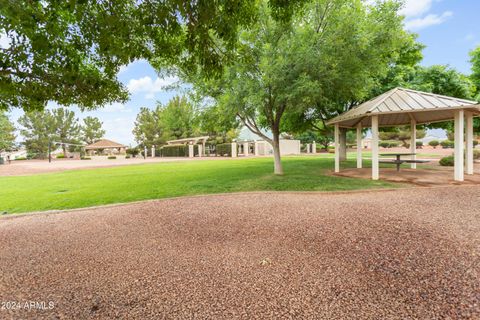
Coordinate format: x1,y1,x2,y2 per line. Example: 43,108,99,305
326,87,480,128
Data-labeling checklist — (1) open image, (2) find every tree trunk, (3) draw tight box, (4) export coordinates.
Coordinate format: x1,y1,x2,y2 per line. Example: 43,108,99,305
339,128,347,161
62,145,67,157
272,131,283,175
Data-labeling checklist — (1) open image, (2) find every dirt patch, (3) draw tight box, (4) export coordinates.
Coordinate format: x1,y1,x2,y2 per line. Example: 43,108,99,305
0,187,479,319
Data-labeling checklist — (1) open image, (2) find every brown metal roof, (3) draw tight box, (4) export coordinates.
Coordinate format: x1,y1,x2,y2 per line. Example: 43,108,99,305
85,139,126,150
326,87,480,128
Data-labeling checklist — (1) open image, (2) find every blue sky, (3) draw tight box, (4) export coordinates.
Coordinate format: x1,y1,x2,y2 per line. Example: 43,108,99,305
6,0,480,145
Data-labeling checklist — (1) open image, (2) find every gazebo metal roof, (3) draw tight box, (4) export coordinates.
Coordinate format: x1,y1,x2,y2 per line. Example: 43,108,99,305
326,87,480,128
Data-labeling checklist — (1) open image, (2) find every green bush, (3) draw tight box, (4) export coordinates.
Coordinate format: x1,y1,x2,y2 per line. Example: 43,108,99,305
428,140,439,148
474,140,479,147
439,155,454,166
379,141,390,148
416,141,423,148
441,140,454,148
15,157,27,161
125,155,131,159
474,149,480,160
107,156,117,159
327,148,335,153
160,145,188,157
56,154,65,159
216,143,232,157
81,157,91,160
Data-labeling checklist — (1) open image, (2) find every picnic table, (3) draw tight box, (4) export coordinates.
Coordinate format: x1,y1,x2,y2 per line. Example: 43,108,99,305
379,153,429,172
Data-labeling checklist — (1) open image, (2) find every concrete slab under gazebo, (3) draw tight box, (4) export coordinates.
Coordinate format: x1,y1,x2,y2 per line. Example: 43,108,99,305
326,87,480,182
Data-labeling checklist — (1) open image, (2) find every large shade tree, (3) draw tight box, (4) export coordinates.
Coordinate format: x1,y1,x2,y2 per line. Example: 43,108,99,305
0,0,305,112
190,0,409,174
81,116,105,145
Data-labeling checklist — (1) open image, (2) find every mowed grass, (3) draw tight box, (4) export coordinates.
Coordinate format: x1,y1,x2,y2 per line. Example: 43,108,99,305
0,156,396,214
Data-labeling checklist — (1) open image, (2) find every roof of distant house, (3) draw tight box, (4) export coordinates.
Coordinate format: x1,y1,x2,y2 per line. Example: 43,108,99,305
85,139,126,150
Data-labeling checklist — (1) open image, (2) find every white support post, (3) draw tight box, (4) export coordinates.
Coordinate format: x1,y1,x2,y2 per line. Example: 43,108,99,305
243,142,249,156
356,123,362,169
371,115,379,180
334,124,340,173
410,119,417,169
312,141,316,154
231,142,237,158
454,110,464,181
254,141,259,156
466,111,474,175
188,144,194,158
198,144,203,158
144,146,147,159
151,145,155,158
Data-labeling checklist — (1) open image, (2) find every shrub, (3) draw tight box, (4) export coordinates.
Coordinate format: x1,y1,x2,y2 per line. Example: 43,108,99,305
440,140,454,148
474,149,480,160
428,140,439,148
107,156,117,159
439,155,454,166
81,157,91,160
56,154,65,159
160,145,188,157
15,157,27,161
215,143,232,157
416,141,423,148
474,140,479,147
125,155,131,159
327,148,335,153
379,141,390,148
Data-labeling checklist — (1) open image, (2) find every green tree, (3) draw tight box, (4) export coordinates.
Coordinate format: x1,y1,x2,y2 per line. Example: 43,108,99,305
379,126,426,148
133,107,166,148
1,1,302,112
160,96,199,140
18,111,56,158
470,46,480,100
81,116,106,145
191,0,407,174
0,111,15,151
52,108,81,155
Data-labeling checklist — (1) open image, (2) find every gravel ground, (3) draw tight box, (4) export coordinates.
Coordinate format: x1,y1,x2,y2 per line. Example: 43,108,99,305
1,187,479,319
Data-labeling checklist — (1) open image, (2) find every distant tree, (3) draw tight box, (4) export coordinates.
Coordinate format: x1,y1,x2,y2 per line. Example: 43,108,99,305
52,108,81,155
379,126,426,148
81,116,105,145
133,107,166,148
19,108,81,158
160,96,199,140
196,103,240,144
0,112,16,151
18,111,56,158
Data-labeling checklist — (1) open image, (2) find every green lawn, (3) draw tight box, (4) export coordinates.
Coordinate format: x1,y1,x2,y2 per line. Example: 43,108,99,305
0,156,397,214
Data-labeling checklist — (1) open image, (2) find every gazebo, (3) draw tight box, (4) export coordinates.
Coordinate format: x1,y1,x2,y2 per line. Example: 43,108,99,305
84,139,126,156
326,87,480,182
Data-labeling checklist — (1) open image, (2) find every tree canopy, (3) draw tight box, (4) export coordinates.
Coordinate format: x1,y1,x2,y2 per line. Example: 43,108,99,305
0,0,305,112
81,116,105,145
189,0,410,174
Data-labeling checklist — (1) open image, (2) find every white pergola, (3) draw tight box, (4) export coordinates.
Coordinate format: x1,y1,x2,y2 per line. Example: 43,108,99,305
326,87,480,182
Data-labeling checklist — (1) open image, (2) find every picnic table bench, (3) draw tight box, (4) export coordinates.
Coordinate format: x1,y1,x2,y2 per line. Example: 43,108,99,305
379,153,430,171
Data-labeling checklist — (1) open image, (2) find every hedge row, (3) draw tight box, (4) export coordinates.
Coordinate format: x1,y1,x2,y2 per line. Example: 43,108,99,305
160,145,189,157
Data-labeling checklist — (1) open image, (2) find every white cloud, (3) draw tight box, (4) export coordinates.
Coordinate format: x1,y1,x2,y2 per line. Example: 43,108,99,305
100,102,131,113
399,0,433,18
0,32,11,49
127,76,178,99
404,11,453,31
102,116,136,145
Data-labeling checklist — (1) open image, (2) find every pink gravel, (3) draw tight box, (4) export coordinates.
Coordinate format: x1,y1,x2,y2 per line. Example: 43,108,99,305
0,187,479,319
